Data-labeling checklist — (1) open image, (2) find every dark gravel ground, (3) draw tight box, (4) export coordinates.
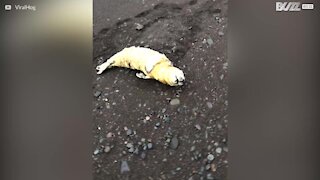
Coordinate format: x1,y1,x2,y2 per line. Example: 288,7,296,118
92,0,228,179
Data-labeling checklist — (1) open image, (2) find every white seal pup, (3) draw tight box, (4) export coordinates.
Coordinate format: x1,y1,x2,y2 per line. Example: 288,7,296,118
96,46,185,86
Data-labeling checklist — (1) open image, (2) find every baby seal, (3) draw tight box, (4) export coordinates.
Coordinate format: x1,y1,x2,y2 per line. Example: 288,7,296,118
96,46,185,86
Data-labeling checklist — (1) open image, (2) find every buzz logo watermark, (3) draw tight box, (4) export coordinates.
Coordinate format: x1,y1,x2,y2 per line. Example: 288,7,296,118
276,2,314,12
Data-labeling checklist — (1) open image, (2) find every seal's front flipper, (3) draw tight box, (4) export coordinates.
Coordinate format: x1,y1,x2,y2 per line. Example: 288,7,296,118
136,72,151,79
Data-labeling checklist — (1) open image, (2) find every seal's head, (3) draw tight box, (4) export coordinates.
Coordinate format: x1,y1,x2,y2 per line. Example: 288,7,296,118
166,67,185,86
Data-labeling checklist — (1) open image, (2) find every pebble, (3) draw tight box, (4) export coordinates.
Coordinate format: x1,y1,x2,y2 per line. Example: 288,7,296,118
218,31,224,36
223,62,228,70
94,91,101,97
126,129,133,136
170,136,179,149
134,148,139,154
207,38,214,46
147,143,153,149
202,39,207,44
164,115,171,122
195,124,201,130
106,132,114,138
170,98,180,106
104,146,111,153
140,152,146,159
135,23,144,30
93,149,99,155
223,147,228,152
206,102,213,109
206,173,214,180
207,154,214,161
155,122,161,127
215,147,222,154
120,161,130,174
128,147,134,153
211,163,217,172
126,143,133,148
142,145,147,151
190,146,196,152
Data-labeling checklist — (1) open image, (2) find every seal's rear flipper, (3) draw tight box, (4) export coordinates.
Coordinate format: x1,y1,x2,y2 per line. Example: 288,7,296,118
96,58,115,74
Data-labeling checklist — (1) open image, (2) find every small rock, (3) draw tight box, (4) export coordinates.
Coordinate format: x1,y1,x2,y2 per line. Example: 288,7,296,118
195,124,201,130
147,143,153,149
135,23,144,30
223,62,228,70
93,149,100,155
206,102,213,109
106,132,114,138
126,129,133,136
104,146,111,153
211,163,217,172
223,147,228,152
128,147,134,153
155,122,161,127
170,98,180,106
145,116,150,120
202,39,207,44
94,91,101,97
205,164,211,171
134,148,139,154
126,143,133,148
140,152,146,159
142,145,147,151
120,161,130,174
170,136,179,149
218,31,224,36
206,173,214,180
164,115,171,122
207,38,214,46
215,147,222,154
190,146,196,152
207,154,214,161
176,167,181,171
